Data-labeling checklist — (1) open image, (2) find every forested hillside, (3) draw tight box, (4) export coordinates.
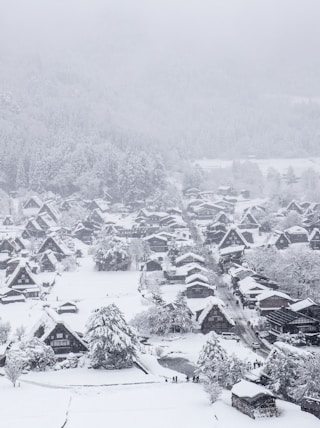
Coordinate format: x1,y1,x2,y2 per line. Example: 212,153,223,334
1,0,320,196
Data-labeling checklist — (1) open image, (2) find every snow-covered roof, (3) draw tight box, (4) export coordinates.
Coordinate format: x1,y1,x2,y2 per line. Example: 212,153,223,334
285,225,308,235
255,290,294,302
290,298,317,312
219,245,245,256
29,309,87,350
185,273,209,284
185,281,213,289
197,296,235,326
231,380,274,399
309,228,320,241
238,277,269,295
175,252,205,264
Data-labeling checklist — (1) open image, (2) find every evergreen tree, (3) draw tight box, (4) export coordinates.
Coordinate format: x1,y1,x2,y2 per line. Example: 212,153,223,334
85,304,138,369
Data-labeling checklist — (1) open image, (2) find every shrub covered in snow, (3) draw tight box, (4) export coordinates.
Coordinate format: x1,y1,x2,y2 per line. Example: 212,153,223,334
94,238,131,271
7,337,55,371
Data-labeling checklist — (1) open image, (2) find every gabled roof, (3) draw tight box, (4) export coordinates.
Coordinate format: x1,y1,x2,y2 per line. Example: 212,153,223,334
185,273,209,284
290,298,318,312
240,210,260,226
309,228,320,241
231,380,274,400
175,252,205,265
144,234,168,243
37,235,72,256
23,195,43,209
6,261,37,288
285,225,308,235
30,309,88,351
219,245,245,256
197,296,235,326
185,281,213,289
238,277,269,295
266,230,290,246
218,226,248,249
255,290,294,302
36,212,57,229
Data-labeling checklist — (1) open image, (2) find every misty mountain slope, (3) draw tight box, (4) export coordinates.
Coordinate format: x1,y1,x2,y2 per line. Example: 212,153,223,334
1,0,320,177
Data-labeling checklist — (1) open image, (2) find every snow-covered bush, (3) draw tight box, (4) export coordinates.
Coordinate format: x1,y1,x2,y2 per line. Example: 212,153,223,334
0,320,11,344
4,353,23,387
131,292,194,336
85,304,138,369
7,338,55,371
94,238,131,271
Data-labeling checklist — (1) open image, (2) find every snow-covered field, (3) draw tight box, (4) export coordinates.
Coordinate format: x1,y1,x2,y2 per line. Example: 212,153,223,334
195,157,320,175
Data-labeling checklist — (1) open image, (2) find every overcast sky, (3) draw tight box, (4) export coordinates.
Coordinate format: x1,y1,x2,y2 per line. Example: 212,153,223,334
1,0,320,154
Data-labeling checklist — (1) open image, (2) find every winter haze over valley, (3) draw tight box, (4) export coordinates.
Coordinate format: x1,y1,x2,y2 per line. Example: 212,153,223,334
1,0,320,427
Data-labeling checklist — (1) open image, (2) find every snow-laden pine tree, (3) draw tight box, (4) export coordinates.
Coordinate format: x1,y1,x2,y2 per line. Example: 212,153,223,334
197,333,244,389
85,304,138,369
172,292,194,333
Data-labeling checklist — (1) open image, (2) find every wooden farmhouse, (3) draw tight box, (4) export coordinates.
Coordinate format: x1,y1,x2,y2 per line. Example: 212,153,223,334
195,297,235,334
175,252,205,267
183,187,200,199
266,307,319,340
290,298,320,321
0,238,19,254
24,218,45,238
0,287,25,304
266,231,290,250
23,195,43,210
231,380,277,419
255,291,295,316
37,236,72,261
39,250,59,272
2,215,14,226
36,212,57,231
185,282,214,299
286,200,304,215
218,226,248,250
32,310,88,356
145,234,168,252
88,199,109,213
301,397,320,420
238,211,260,230
6,261,39,298
144,259,162,271
56,301,78,314
285,226,309,243
38,202,60,223
309,228,320,250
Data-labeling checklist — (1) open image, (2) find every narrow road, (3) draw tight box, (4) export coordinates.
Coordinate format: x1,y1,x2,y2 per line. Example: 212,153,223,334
215,279,269,358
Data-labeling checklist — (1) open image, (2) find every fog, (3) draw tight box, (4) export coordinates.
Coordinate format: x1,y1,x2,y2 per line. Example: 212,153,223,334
1,0,320,157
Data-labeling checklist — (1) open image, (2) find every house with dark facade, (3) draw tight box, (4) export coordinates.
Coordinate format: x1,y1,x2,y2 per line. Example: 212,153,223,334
309,228,320,250
175,252,205,267
37,236,72,261
231,380,277,419
195,297,235,334
238,211,260,230
290,298,320,321
266,307,320,340
0,287,26,304
285,226,309,243
145,234,168,252
218,226,248,250
144,259,162,271
23,195,43,210
39,250,59,272
6,261,40,298
32,310,88,356
185,282,214,299
255,291,295,316
286,200,304,215
266,231,290,250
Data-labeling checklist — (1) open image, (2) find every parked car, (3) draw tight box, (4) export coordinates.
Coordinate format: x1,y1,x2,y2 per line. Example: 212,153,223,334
221,332,238,340
251,342,261,350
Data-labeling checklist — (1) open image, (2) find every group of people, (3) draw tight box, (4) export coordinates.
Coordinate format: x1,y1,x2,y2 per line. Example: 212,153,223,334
165,375,200,383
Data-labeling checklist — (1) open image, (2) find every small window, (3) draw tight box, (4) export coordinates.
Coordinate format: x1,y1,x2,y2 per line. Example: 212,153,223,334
56,333,63,339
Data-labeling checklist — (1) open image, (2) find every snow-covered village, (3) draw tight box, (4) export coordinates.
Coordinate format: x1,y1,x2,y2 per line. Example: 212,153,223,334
2,1,320,427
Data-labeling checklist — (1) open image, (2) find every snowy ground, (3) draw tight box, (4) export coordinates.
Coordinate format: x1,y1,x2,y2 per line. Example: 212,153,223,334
1,375,318,428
